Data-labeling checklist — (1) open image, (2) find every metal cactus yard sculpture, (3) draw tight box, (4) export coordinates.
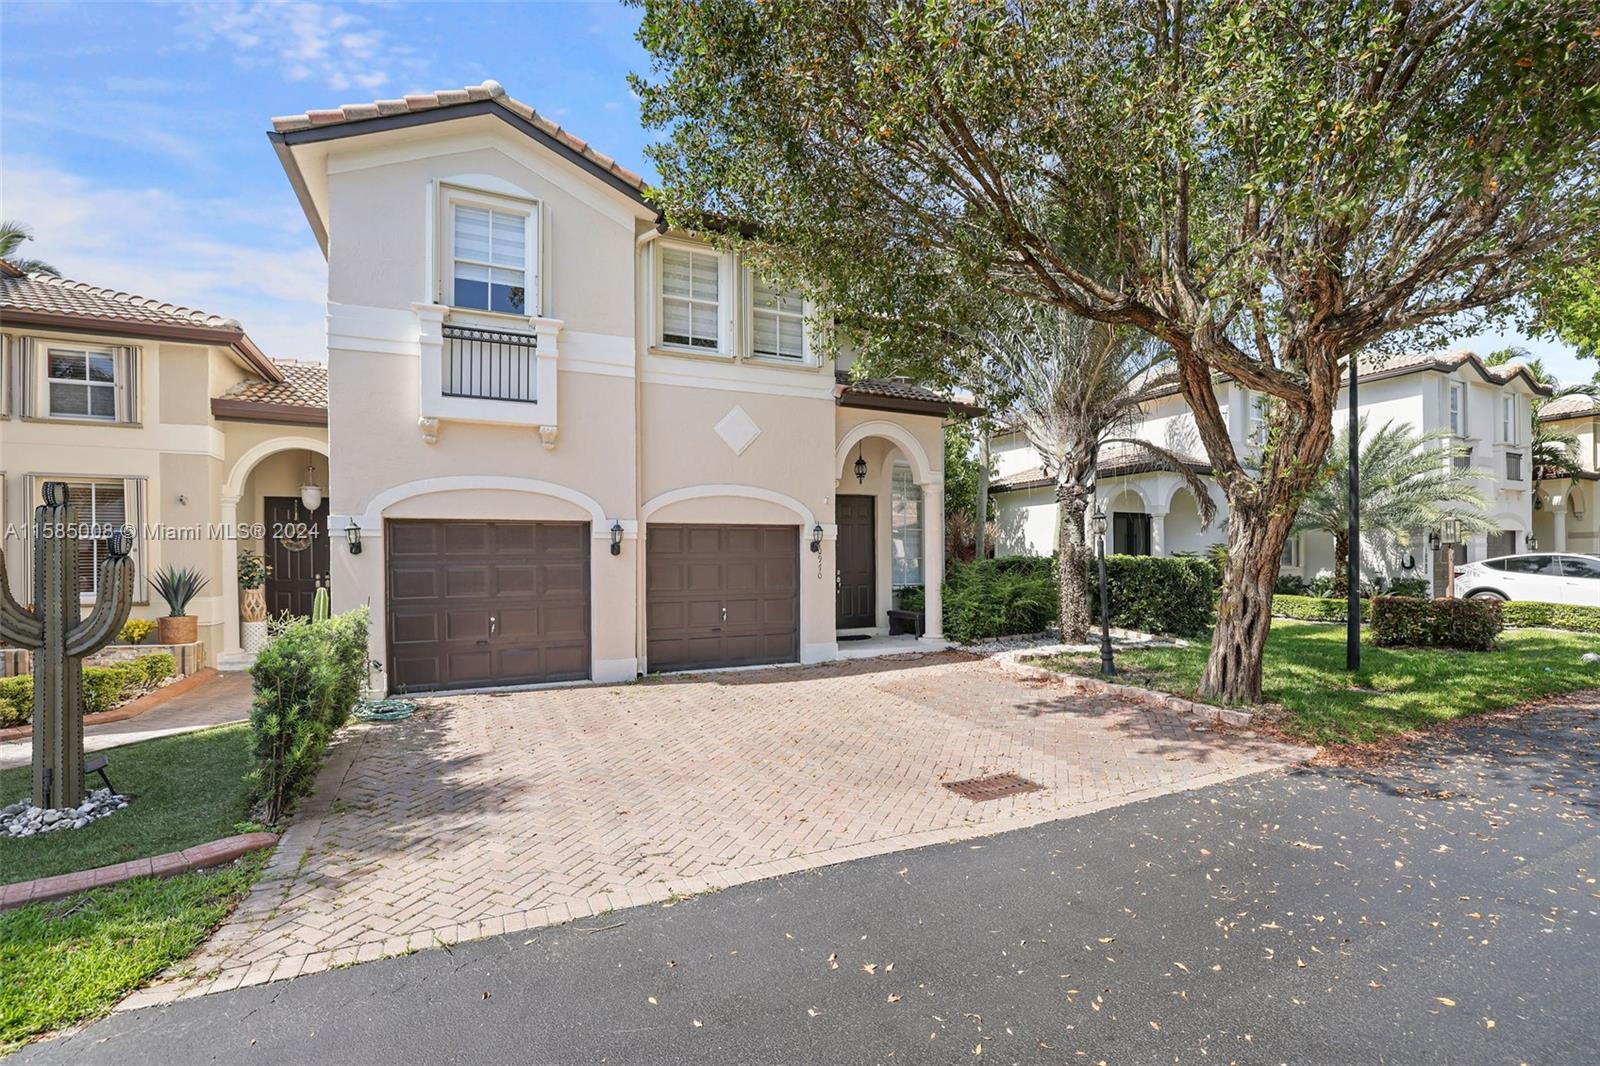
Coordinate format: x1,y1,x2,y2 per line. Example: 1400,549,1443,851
0,482,134,808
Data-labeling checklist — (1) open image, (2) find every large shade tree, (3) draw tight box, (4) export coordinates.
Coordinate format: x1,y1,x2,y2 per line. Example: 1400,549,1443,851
634,0,1600,701
980,306,1213,641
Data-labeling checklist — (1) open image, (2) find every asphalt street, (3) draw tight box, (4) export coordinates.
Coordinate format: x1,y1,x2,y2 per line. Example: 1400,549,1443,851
19,698,1599,1065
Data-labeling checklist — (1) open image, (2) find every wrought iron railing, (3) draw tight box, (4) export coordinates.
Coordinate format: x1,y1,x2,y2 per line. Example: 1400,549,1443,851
442,324,538,403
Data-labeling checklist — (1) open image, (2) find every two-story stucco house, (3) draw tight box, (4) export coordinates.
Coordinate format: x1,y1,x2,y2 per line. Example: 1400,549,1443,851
991,350,1549,594
268,81,977,695
1533,393,1600,555
0,262,330,664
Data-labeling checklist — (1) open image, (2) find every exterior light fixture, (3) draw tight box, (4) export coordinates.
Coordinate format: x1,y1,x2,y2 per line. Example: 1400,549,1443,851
1440,517,1461,598
854,444,867,485
344,517,362,555
1440,516,1460,544
1426,530,1441,552
1525,532,1538,551
810,523,824,553
299,453,323,512
1090,506,1108,539
610,521,624,556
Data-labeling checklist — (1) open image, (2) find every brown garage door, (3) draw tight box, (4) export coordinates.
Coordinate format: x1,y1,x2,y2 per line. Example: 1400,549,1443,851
386,520,589,693
647,524,798,673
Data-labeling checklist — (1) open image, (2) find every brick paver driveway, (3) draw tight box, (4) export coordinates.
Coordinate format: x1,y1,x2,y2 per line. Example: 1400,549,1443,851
133,652,1304,1007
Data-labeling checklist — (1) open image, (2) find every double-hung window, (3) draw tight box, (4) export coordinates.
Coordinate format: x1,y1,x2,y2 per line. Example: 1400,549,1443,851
1279,535,1301,569
890,461,924,587
47,348,117,420
31,477,143,601
750,276,806,361
446,187,537,316
659,246,724,352
1448,381,1467,436
1500,394,1519,444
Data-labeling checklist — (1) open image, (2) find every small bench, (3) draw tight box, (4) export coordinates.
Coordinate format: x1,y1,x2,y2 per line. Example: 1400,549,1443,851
886,609,925,638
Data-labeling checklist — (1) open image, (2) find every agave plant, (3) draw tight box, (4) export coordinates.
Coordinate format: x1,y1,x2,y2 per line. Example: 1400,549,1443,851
148,565,210,617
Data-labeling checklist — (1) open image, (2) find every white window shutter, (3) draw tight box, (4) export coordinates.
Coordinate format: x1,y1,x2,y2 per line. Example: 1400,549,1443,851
15,337,34,418
115,346,140,423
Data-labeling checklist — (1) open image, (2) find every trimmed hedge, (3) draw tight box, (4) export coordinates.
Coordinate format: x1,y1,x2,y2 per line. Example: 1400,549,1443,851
942,557,1057,642
1500,600,1600,633
0,652,181,727
1091,555,1218,637
249,606,370,823
1370,595,1502,650
1272,594,1370,622
938,554,1219,641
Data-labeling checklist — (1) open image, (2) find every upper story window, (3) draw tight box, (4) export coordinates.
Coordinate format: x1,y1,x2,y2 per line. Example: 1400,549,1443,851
442,185,539,317
1448,381,1467,436
1500,394,1520,444
659,246,724,352
750,276,806,361
1246,395,1270,447
48,347,117,420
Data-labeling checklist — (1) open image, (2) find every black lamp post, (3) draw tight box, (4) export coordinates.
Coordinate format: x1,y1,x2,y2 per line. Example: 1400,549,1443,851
1092,506,1115,676
1442,516,1460,598
1346,352,1360,672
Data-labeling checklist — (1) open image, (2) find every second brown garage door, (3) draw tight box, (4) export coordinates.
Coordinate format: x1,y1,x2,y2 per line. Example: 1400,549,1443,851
646,524,799,673
386,520,590,693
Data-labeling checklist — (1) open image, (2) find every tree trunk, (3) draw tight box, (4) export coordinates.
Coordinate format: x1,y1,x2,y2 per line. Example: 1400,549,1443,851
1056,484,1092,643
1331,530,1350,598
1199,499,1296,704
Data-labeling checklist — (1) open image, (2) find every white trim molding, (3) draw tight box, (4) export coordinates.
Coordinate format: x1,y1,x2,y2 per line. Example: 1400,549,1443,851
222,435,330,500
344,475,632,538
834,420,938,487
641,483,829,535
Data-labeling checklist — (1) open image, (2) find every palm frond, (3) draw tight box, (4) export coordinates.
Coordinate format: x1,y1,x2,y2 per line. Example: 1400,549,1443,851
1100,437,1218,528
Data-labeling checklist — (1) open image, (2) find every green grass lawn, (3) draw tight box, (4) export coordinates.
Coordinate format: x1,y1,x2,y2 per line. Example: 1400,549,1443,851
0,854,265,1053
1037,620,1600,745
0,724,255,885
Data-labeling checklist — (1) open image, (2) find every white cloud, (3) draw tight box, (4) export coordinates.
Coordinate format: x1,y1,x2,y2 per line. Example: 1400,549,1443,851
181,1,422,95
1,158,328,359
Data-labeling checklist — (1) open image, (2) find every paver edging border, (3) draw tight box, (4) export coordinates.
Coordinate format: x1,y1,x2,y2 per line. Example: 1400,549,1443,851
0,830,279,912
0,668,220,743
993,651,1256,727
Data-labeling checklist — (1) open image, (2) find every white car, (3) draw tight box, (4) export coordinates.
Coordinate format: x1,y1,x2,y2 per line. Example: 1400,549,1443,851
1453,552,1600,606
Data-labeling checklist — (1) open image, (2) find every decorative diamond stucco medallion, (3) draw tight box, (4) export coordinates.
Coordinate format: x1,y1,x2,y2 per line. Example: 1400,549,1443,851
714,405,762,456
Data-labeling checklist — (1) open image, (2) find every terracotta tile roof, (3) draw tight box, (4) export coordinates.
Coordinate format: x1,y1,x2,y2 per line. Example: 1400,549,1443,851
212,359,327,426
270,80,647,195
990,447,1212,492
834,372,984,417
0,265,279,381
2,268,243,331
1538,393,1600,420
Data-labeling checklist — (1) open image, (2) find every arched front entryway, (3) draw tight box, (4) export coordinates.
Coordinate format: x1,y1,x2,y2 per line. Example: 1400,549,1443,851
833,422,945,643
218,436,330,668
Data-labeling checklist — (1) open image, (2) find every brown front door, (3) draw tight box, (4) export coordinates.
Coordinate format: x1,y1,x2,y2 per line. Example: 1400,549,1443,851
836,495,875,628
385,520,590,694
646,524,798,672
265,497,330,618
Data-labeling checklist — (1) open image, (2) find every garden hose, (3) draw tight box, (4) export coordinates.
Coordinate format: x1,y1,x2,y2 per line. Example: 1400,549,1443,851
353,698,417,722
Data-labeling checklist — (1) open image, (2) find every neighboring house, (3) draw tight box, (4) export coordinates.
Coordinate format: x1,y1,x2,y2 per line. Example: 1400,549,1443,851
990,349,1549,594
268,80,978,694
1533,393,1600,555
0,260,329,665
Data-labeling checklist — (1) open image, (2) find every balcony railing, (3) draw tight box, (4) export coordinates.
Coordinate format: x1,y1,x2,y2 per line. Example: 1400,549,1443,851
442,324,538,403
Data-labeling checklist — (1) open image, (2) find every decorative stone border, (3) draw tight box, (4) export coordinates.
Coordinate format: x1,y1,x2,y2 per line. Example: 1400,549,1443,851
0,831,278,912
0,668,218,743
2,640,207,679
993,648,1255,727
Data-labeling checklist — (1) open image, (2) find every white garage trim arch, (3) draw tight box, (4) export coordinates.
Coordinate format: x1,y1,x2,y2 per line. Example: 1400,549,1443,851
341,476,634,539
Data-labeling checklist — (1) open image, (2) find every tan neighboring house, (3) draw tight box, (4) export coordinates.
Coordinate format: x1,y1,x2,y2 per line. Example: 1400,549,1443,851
1534,393,1600,554
0,260,329,668
269,80,977,694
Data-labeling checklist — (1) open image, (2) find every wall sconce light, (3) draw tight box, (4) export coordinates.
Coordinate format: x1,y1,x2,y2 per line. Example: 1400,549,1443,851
344,517,362,555
854,444,867,485
810,524,824,553
610,521,624,556
1525,532,1538,551
1426,530,1441,552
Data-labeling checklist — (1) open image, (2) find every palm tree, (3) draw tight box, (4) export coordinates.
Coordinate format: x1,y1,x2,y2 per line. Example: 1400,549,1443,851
981,305,1214,642
0,221,59,275
1293,418,1492,596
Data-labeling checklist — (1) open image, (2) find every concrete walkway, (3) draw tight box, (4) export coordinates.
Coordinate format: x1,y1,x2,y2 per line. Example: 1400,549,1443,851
0,671,253,771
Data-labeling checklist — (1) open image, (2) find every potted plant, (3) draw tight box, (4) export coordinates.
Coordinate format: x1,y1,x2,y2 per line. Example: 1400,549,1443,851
148,565,209,645
238,549,271,653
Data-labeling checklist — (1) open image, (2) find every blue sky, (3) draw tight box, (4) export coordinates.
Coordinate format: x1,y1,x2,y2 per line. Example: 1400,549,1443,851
1,0,1589,382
